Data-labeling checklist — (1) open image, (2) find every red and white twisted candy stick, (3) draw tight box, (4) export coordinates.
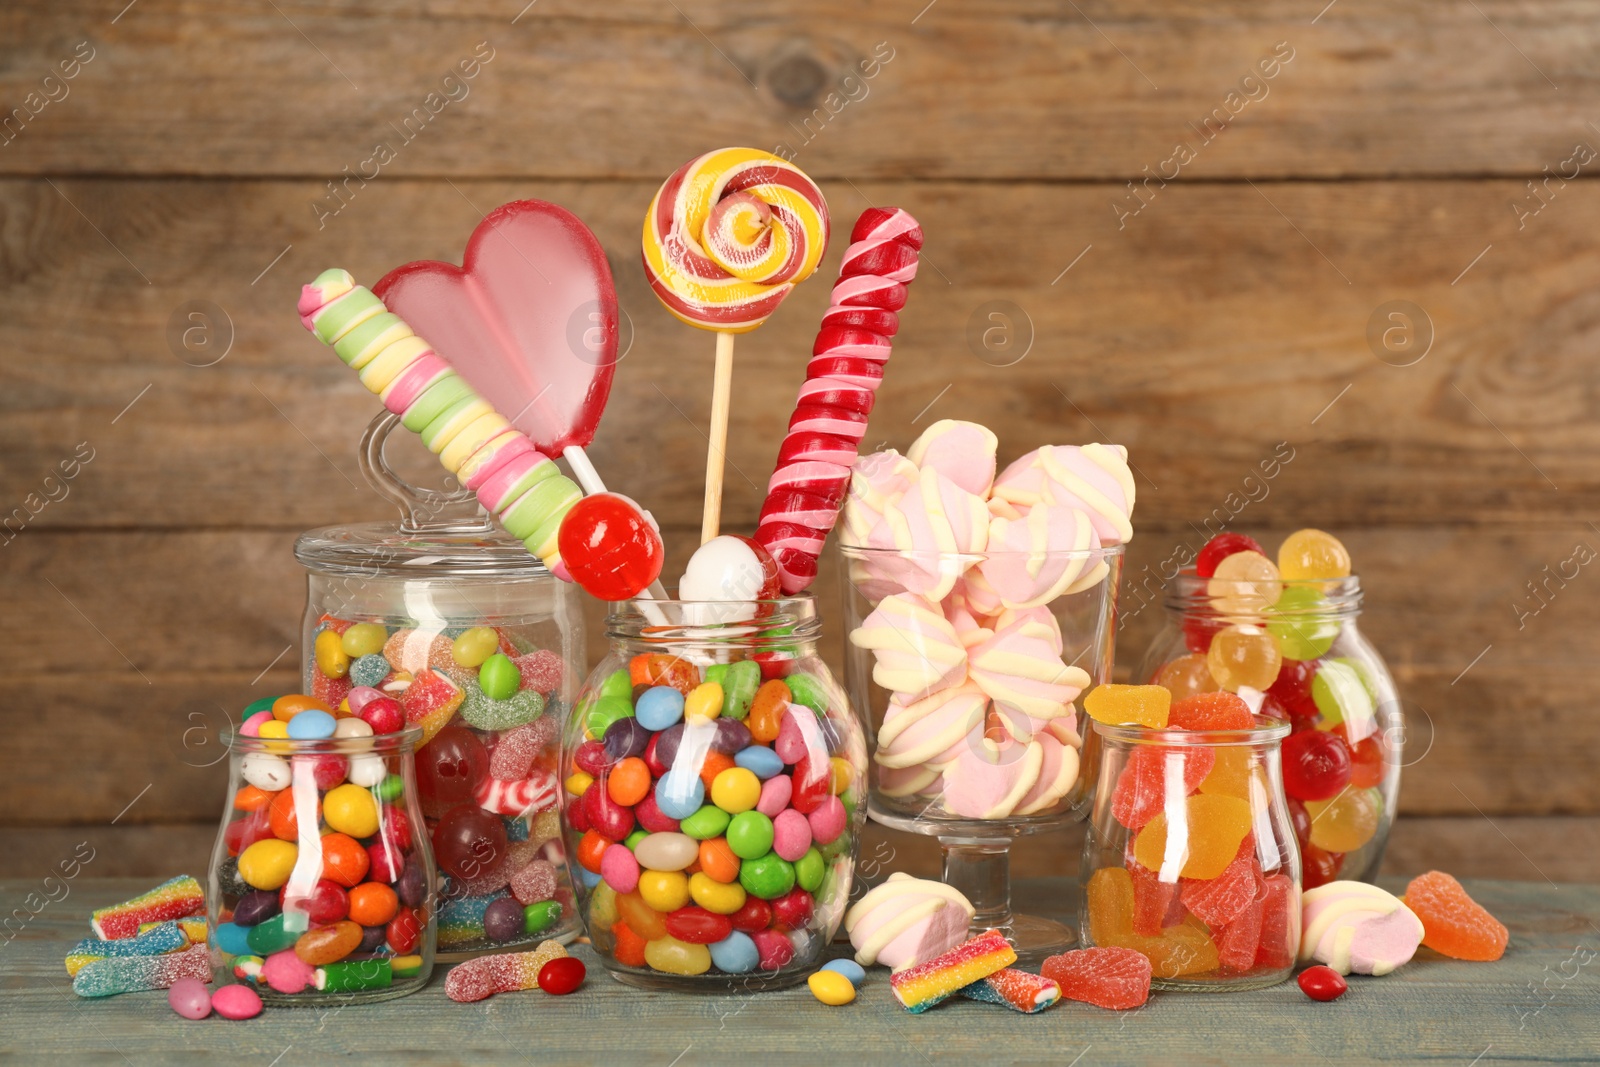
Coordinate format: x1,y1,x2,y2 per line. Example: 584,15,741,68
753,208,923,593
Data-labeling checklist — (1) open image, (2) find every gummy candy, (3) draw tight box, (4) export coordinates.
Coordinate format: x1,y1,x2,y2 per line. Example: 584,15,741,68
958,967,1060,1012
1167,691,1253,731
444,939,569,1002
1084,684,1171,728
1302,845,1344,889
1402,871,1507,961
1084,868,1220,978
91,875,205,940
460,686,545,731
1112,744,1216,830
489,717,559,781
1281,729,1352,801
1179,839,1261,927
1266,586,1339,660
73,943,210,998
1041,946,1151,1010
1128,862,1179,936
1152,652,1219,702
1132,794,1253,880
1198,747,1252,799
890,929,1016,1013
1206,550,1282,618
1266,657,1319,720
1214,892,1263,971
399,668,465,746
1254,873,1298,969
1277,528,1351,581
1304,787,1381,853
1196,533,1266,579
1205,624,1282,692
517,649,565,694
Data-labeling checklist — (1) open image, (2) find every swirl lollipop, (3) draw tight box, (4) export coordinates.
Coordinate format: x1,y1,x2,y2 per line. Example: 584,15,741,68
643,147,829,542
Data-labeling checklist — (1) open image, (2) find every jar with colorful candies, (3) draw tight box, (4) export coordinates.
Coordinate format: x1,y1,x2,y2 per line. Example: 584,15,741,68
293,413,584,957
1134,529,1402,885
1080,716,1302,991
207,715,436,1005
561,596,866,990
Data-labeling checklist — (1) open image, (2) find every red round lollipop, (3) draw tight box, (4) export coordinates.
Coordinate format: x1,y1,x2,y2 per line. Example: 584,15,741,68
557,493,665,601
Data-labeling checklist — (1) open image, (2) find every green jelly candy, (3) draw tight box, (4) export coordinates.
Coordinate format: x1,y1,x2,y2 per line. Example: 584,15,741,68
584,694,635,738
722,661,760,721
726,811,774,859
245,913,298,955
1311,657,1375,728
739,853,796,900
1267,587,1340,661
819,833,852,863
242,696,278,722
680,805,733,841
785,673,829,714
461,686,544,731
317,958,392,993
525,899,563,935
600,669,633,700
704,663,730,688
375,774,404,803
624,829,650,851
794,847,825,893
479,653,521,701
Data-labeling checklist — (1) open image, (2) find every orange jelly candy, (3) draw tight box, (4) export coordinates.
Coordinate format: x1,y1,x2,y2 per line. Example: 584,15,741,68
1402,871,1508,961
294,919,362,965
272,694,332,722
1168,692,1253,731
1085,868,1220,978
747,680,792,743
1133,794,1252,880
1198,747,1253,799
612,921,648,967
615,891,669,940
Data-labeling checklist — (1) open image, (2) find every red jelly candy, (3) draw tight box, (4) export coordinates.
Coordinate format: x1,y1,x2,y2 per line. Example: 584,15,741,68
516,649,565,694
1129,863,1179,937
611,921,647,967
311,669,351,712
1168,691,1254,731
573,739,610,777
664,906,733,945
1254,873,1297,970
1281,730,1352,801
1267,658,1319,721
1298,964,1348,1001
557,493,666,602
1041,947,1152,1010
634,789,679,833
583,775,636,841
730,897,773,933
789,756,831,815
1402,871,1508,961
1337,724,1386,789
1182,613,1226,655
1179,841,1261,927
1302,845,1344,890
1196,533,1265,579
537,956,586,995
1215,894,1264,972
1111,745,1216,830
751,928,794,970
225,807,273,857
359,696,405,735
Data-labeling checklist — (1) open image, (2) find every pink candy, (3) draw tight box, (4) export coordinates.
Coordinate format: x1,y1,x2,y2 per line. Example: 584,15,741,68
772,809,813,862
211,984,264,1020
600,843,641,894
757,775,793,817
489,718,557,780
807,795,847,845
510,858,559,906
262,949,315,994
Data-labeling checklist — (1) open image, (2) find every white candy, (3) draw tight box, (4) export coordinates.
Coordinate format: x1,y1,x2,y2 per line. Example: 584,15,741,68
241,753,291,791
678,535,765,625
347,754,388,787
333,717,374,739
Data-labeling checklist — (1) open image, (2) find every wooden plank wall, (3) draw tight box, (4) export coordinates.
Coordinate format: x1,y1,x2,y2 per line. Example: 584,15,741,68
1,1,1596,881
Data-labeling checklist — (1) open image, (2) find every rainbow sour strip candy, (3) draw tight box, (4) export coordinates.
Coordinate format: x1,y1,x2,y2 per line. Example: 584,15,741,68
65,921,188,977
90,875,204,940
73,943,210,998
890,929,1016,1014
445,940,568,1003
959,967,1061,1013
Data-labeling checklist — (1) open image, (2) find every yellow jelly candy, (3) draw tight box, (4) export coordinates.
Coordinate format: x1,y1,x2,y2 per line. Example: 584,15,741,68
451,626,500,669
322,784,379,838
1205,625,1282,692
637,870,691,914
644,935,712,975
809,969,857,1005
589,882,619,932
1305,786,1382,853
237,839,298,891
1198,747,1252,799
1207,551,1283,619
688,872,747,915
709,767,761,814
684,682,724,723
616,892,669,940
1084,684,1171,728
830,756,853,796
565,771,594,797
314,629,351,679
1133,794,1252,880
1278,528,1351,581
1084,867,1221,977
340,623,388,659
256,719,291,754
1153,654,1219,703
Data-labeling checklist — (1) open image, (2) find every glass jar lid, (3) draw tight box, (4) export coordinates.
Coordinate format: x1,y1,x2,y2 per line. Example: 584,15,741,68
294,411,551,581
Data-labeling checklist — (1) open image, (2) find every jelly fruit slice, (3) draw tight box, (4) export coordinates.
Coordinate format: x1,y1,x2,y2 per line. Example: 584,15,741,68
1111,745,1216,831
1132,794,1252,880
1041,947,1152,1010
1402,871,1508,961
1167,691,1253,731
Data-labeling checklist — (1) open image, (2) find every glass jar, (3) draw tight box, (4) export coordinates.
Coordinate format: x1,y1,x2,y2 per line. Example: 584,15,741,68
294,412,583,957
839,543,1123,966
1080,721,1301,991
207,726,436,1005
1136,573,1401,885
560,595,866,991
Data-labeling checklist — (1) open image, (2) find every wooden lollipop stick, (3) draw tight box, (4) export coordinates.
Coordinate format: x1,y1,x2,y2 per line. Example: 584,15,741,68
701,330,736,544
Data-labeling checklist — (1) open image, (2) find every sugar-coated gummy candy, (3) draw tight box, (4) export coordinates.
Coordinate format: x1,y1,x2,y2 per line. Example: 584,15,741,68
461,686,545,731
74,943,210,998
509,856,559,906
1167,691,1254,731
1084,868,1221,978
1084,684,1171,728
808,968,857,1005
1402,871,1508,961
490,717,558,781
65,922,189,976
1297,964,1348,1001
1179,840,1262,927
890,930,1016,1013
167,977,211,1019
1133,794,1252,880
1041,947,1152,1010
516,649,564,693
958,967,1060,1013
211,983,264,1020
483,896,528,942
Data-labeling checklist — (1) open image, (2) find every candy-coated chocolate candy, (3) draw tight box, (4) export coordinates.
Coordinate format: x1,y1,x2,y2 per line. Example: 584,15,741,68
710,767,762,814
1297,964,1348,1001
739,853,796,901
601,843,642,894
644,935,712,975
809,968,856,1005
734,745,783,779
794,848,825,894
1206,625,1282,692
479,654,521,701
654,775,705,822
772,809,813,862
679,805,732,841
771,887,814,930
267,789,313,842
262,948,316,993
688,872,747,915
167,976,211,1019
636,686,686,731
665,905,734,944
286,709,337,740
822,958,867,986
1196,533,1266,579
1133,794,1252,880
697,838,742,883
538,956,586,995
282,878,349,925
807,795,847,845
322,783,379,838
1084,684,1171,728
213,923,252,956
1282,730,1353,801
237,839,297,891
751,928,795,970
433,805,508,880
210,983,263,1020
241,753,291,792
709,931,760,973
386,907,422,954
638,870,691,914
685,682,724,723
315,629,352,679
603,717,652,763
726,811,775,860
346,882,399,928
1278,529,1351,581
558,492,666,601
1305,787,1382,853
607,757,652,807
756,775,792,817
232,889,280,927
366,836,404,884
451,627,500,668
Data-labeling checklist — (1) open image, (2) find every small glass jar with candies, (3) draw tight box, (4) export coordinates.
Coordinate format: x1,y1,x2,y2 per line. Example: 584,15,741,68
561,595,867,991
1134,530,1402,885
208,715,436,1005
1080,718,1302,991
293,413,584,957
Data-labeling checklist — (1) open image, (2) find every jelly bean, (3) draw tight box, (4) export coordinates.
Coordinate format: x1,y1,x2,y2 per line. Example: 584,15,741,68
273,695,332,722
242,695,278,721
366,837,404,884
688,872,747,915
709,931,760,973
375,775,403,804
585,695,635,739
577,830,610,873
665,905,734,945
617,891,670,940
751,928,795,970
283,878,349,925
358,696,404,735
168,976,211,1019
633,831,698,872
655,775,706,822
603,717,652,763
322,783,380,838
651,723,687,770
479,653,521,701
211,984,263,1020
241,753,291,792
232,889,280,927
735,745,783,780
238,839,297,891
315,629,352,679
319,833,371,888
485,897,528,942
726,811,775,860
386,907,422,954
809,968,856,1005
697,838,742,884
644,936,712,975
739,853,796,900
636,790,680,833
451,626,500,668
708,720,750,758
267,789,315,841
1298,964,1349,1001
794,848,826,894
584,776,637,841
710,767,762,814
611,921,648,967
601,843,642,894
215,922,253,956
772,887,814,931
335,622,385,660
747,680,791,743
720,661,760,720
566,770,596,799
344,882,398,928
608,757,652,807
821,958,866,987
538,956,586,995
756,775,792,817
638,870,691,913
636,686,686,731
240,711,273,739
806,795,847,845
790,756,831,815
772,809,813,862
246,913,299,955
729,897,773,933
525,899,563,935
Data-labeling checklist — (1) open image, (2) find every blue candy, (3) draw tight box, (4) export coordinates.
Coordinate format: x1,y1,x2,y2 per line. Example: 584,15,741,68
708,931,759,974
821,958,866,987
285,709,336,740
654,771,705,821
350,653,390,688
213,922,252,957
734,745,784,780
635,686,685,731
